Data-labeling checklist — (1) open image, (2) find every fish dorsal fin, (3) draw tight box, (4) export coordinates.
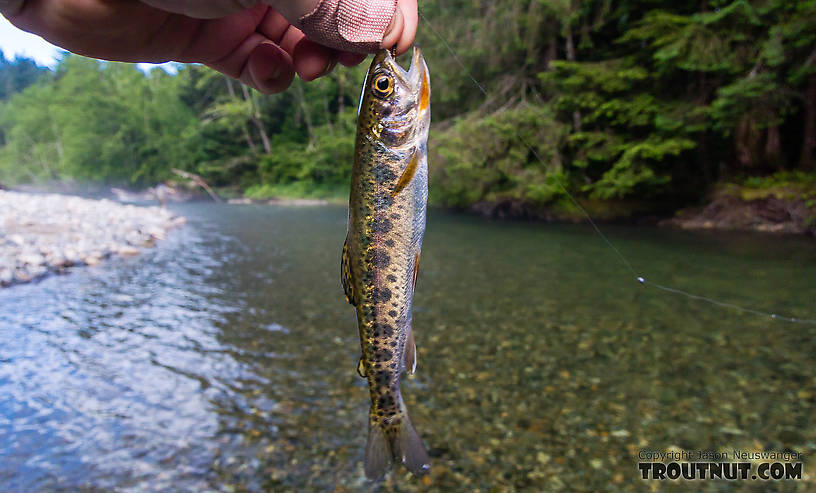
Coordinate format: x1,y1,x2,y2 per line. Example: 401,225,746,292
341,236,357,306
357,356,367,378
391,149,420,197
404,329,417,374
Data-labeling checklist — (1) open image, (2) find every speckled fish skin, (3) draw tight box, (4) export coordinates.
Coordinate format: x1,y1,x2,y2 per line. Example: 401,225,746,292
341,47,431,480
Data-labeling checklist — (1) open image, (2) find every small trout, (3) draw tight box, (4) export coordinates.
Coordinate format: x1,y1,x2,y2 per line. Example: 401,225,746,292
341,47,431,480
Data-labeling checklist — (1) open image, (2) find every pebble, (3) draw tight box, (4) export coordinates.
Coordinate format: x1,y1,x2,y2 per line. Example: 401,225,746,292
0,190,185,287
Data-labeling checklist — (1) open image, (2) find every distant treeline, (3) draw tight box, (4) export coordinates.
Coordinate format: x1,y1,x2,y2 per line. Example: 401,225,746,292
1,1,814,212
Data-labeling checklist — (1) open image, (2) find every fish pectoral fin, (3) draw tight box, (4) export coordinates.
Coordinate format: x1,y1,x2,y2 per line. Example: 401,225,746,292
357,356,367,378
341,236,357,306
391,148,420,196
404,328,417,374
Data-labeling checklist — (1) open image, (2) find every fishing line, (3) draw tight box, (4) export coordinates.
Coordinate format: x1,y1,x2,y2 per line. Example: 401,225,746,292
418,10,816,326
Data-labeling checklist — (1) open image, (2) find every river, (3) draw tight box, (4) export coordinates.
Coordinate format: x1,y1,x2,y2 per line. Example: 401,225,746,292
1,203,814,491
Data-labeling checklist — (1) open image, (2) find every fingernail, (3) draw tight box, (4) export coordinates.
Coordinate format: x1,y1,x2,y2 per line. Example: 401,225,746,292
265,44,284,79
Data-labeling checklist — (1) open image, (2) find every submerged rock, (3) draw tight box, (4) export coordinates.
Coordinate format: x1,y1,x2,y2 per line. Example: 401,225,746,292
0,190,186,287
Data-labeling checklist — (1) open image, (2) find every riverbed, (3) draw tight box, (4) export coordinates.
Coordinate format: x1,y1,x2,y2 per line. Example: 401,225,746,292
1,203,814,491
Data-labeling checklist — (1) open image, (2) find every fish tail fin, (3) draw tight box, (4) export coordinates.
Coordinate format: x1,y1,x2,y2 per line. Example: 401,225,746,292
364,419,392,480
364,400,431,480
394,404,431,477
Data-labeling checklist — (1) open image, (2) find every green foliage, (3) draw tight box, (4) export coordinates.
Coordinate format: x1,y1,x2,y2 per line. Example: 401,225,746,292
0,53,48,101
1,0,815,214
430,104,569,207
0,56,197,185
257,108,356,188
740,170,816,190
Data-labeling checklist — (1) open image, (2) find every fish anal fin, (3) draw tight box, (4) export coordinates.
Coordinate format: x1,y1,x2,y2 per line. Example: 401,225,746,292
392,149,419,197
341,237,357,306
404,329,417,374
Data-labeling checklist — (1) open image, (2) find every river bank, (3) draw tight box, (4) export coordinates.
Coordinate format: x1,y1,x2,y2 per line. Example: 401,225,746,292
663,181,816,236
0,191,185,287
462,177,816,236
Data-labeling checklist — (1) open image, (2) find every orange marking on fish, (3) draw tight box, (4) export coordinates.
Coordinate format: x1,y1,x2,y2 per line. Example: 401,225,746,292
419,70,430,113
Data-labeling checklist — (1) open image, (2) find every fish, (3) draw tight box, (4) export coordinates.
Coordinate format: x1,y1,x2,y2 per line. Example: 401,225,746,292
341,46,431,480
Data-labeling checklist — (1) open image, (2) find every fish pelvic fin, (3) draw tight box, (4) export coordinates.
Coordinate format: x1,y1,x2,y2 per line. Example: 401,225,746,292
364,400,431,480
404,328,417,374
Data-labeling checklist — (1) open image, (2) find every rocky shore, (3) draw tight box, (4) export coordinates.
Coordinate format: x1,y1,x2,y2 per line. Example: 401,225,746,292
0,191,186,287
662,185,816,236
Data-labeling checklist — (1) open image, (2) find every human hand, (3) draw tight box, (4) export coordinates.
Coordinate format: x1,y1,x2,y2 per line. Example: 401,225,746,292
1,0,418,94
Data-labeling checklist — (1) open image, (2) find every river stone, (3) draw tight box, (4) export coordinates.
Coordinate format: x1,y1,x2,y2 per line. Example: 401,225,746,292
0,190,184,287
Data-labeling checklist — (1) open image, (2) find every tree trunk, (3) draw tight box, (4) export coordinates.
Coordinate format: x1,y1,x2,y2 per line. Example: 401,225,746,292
800,73,816,170
523,0,541,68
225,78,256,151
544,19,558,70
337,72,345,116
565,24,582,132
295,83,315,145
323,92,334,135
241,84,272,154
765,124,781,170
735,117,756,168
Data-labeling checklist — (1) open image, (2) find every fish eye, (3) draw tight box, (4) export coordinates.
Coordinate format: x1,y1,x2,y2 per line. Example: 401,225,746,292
372,74,394,98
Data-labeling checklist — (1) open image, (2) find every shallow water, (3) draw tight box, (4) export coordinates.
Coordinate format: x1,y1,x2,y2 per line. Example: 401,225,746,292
1,203,814,492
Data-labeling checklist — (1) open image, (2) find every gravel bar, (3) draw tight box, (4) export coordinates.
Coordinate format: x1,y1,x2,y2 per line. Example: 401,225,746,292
0,191,186,287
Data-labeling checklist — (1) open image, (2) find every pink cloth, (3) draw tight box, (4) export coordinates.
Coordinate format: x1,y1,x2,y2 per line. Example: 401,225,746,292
297,0,397,53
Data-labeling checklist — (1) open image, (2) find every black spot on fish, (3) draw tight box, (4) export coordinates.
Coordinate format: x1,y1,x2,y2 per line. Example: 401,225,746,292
377,194,394,208
386,274,397,282
374,218,393,234
375,371,389,385
375,287,391,302
375,164,396,182
391,213,400,220
373,250,390,268
388,310,397,317
380,325,394,337
375,348,393,361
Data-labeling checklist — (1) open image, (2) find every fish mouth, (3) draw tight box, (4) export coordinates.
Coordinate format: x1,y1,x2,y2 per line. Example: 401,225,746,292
381,47,428,98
